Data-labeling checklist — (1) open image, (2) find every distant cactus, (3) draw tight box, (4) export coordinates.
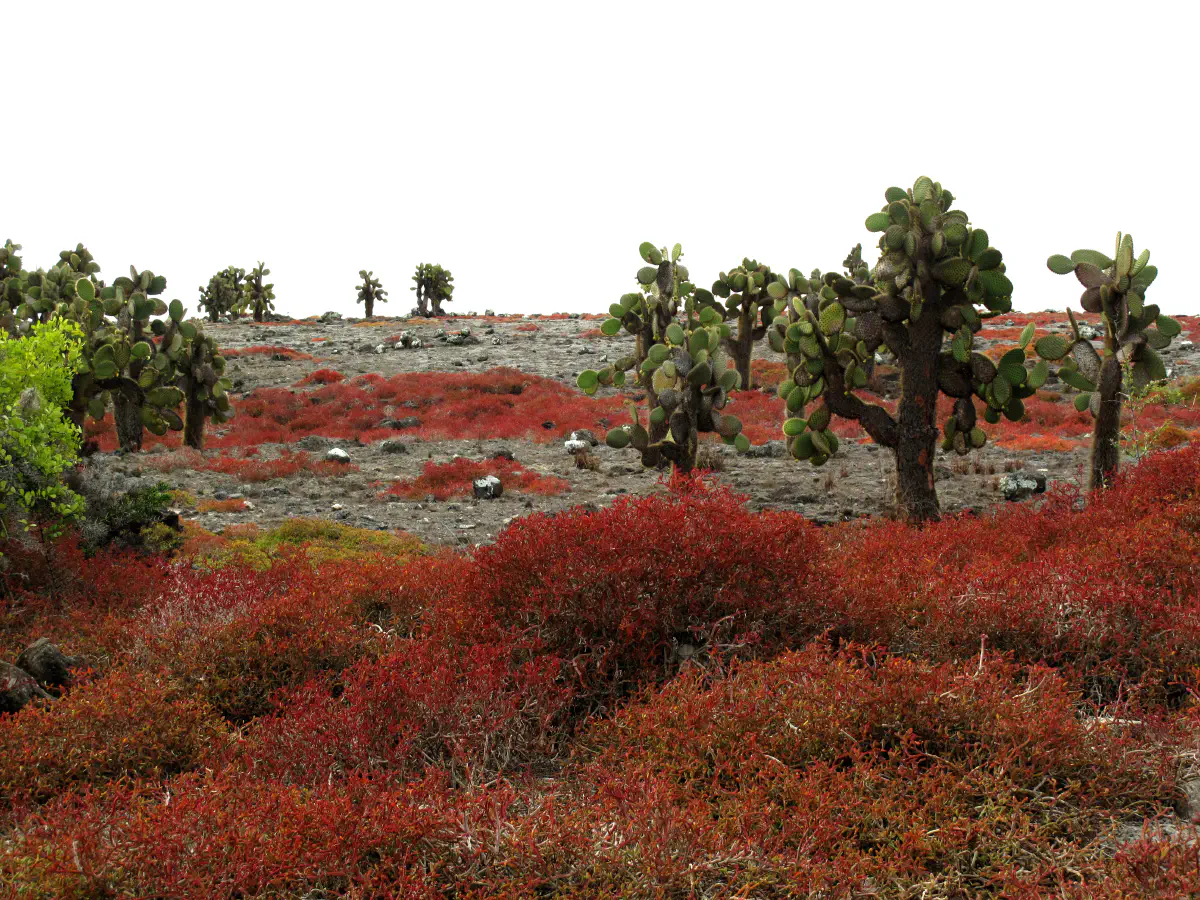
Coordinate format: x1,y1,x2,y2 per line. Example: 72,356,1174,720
198,266,246,322
411,264,454,316
770,178,1037,522
1038,235,1181,489
243,262,275,323
356,270,387,318
712,259,775,390
579,243,748,472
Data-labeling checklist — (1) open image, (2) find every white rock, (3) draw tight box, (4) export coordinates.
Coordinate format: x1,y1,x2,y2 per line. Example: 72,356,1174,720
472,475,503,500
326,448,352,463
564,439,589,455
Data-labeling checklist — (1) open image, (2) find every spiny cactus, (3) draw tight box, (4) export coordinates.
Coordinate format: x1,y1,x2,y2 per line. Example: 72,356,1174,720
579,242,693,446
1039,234,1181,489
243,262,275,323
772,178,1037,522
357,270,387,318
712,259,775,390
580,243,747,472
0,245,233,452
411,263,454,317
198,266,246,322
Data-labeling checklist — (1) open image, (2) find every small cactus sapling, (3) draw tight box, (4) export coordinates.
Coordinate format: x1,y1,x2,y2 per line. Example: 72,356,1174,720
711,259,775,390
771,178,1037,522
243,262,275,323
1039,235,1182,489
580,244,747,472
356,270,387,318
198,266,246,322
410,263,454,316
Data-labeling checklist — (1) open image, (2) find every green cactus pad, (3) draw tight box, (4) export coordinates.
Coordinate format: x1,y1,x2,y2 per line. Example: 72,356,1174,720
997,349,1027,386
1035,334,1071,361
600,317,622,336
577,370,599,394
636,266,657,286
932,258,971,287
606,427,631,449
1046,254,1076,275
1070,249,1114,269
1157,316,1182,339
639,242,662,265
1059,368,1097,392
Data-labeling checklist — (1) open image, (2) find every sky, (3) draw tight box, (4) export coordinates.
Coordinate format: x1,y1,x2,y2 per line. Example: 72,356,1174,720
8,2,1198,319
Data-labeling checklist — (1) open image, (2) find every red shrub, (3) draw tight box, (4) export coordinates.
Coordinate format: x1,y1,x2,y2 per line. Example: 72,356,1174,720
381,456,568,501
4,773,461,899
0,670,226,810
224,638,570,786
491,646,1175,897
295,367,345,386
515,323,539,332
456,473,823,702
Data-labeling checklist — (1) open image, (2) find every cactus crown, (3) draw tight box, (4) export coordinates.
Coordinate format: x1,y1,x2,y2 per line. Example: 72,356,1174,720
772,178,1038,465
1040,235,1180,411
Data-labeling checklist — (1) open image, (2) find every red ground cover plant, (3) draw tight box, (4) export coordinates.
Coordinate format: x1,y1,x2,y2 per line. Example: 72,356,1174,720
210,367,635,447
514,322,539,332
222,344,315,360
380,456,568,501
200,449,358,482
2,451,1200,895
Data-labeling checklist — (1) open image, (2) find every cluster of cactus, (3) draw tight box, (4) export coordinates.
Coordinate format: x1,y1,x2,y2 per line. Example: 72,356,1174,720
766,178,1034,521
579,244,748,472
1,243,233,452
198,266,246,322
411,263,454,316
356,270,387,318
1038,235,1181,488
242,262,276,323
712,259,776,390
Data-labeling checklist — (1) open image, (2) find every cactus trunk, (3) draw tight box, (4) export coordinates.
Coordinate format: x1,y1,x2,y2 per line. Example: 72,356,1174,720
183,394,206,449
731,310,754,390
1090,355,1123,490
636,329,668,445
253,302,264,324
113,393,144,453
364,297,374,319
892,304,943,523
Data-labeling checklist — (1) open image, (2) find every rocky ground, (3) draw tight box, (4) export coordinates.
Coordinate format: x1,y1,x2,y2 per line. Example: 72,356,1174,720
87,310,1199,546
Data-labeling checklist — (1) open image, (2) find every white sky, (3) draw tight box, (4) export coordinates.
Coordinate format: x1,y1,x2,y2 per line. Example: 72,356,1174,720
8,2,1198,319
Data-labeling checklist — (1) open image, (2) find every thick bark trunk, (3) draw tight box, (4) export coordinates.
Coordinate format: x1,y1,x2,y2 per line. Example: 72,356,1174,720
891,308,943,523
254,303,264,323
184,397,206,450
1090,355,1123,490
113,393,144,453
732,312,753,390
364,298,373,319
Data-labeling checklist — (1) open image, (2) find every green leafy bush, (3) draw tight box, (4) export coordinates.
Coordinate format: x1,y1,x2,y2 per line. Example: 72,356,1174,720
0,318,85,548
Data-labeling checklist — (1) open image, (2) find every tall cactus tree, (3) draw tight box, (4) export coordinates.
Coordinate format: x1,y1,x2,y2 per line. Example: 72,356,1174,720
356,270,387,318
108,266,170,452
243,262,275,323
712,259,775,390
198,266,246,322
1038,235,1182,489
411,263,454,316
579,243,747,472
772,178,1038,523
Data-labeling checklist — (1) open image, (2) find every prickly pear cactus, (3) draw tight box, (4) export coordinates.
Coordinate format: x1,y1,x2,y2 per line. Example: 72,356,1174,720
198,266,246,322
357,270,387,318
243,262,276,323
579,242,693,445
774,178,1036,522
711,258,774,391
579,243,748,472
1039,234,1181,489
410,264,453,317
